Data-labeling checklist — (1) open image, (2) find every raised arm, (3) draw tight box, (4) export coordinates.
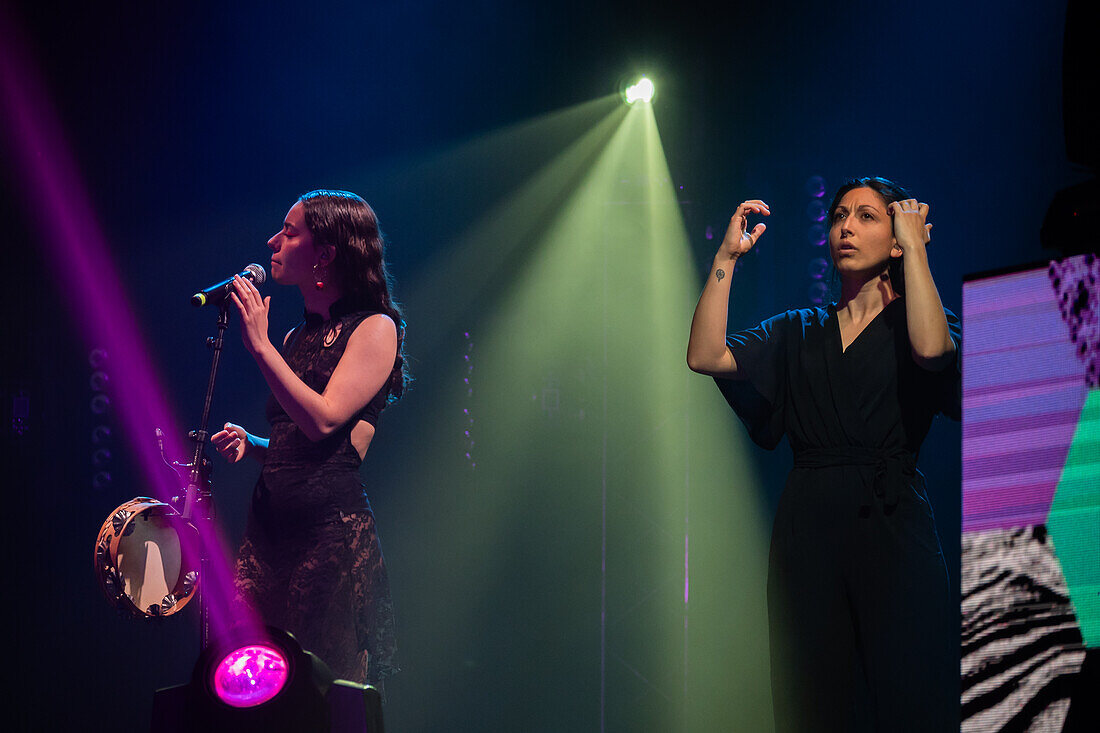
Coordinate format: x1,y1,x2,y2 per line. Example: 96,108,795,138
229,276,398,442
889,199,955,371
687,200,770,377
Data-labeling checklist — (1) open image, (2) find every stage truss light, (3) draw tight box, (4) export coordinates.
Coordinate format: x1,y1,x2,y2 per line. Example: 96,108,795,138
624,76,655,105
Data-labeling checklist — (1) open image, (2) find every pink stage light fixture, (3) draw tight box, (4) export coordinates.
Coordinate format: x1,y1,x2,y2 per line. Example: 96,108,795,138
211,644,290,708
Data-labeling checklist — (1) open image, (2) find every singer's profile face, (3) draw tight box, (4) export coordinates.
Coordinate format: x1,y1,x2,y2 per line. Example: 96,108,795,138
267,201,316,287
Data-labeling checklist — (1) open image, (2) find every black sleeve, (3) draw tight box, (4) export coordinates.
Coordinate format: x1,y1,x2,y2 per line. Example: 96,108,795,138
712,311,791,449
936,307,962,421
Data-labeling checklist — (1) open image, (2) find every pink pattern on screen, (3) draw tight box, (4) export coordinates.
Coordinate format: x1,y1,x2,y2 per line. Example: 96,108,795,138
962,258,1092,531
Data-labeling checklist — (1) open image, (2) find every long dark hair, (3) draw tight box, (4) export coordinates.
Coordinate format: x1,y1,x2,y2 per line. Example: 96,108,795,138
827,176,914,296
299,189,409,403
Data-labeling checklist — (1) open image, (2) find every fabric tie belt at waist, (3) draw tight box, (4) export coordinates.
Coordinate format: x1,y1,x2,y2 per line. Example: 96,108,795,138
793,447,917,509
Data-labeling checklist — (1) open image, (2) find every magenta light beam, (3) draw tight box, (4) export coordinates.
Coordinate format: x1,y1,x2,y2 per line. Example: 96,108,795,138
0,9,259,641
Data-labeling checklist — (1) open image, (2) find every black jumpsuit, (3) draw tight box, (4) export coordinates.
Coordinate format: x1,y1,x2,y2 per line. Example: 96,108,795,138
715,298,960,732
235,303,399,685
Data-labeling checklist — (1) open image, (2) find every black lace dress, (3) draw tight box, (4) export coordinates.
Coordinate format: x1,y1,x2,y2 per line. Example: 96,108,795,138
234,303,398,685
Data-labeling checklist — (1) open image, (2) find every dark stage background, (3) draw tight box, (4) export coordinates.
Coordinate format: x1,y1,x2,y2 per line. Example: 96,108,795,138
1,1,1085,730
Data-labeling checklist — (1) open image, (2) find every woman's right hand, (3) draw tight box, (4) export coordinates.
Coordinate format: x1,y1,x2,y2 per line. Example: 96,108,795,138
720,200,770,259
211,422,249,463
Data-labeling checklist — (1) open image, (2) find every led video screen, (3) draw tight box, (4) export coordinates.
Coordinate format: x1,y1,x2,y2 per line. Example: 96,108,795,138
961,255,1099,731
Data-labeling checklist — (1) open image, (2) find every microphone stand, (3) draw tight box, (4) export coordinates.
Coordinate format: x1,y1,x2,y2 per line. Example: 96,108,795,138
178,302,231,650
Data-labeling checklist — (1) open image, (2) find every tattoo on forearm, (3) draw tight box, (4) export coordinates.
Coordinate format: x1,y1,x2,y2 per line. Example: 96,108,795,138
715,269,725,282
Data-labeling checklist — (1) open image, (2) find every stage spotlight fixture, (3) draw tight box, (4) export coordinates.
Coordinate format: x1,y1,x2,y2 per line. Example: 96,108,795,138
807,257,830,280
624,76,655,105
808,281,830,305
88,347,108,369
90,393,110,414
152,625,385,732
91,424,111,444
89,370,109,391
806,199,828,223
807,223,828,247
213,643,290,707
91,447,112,468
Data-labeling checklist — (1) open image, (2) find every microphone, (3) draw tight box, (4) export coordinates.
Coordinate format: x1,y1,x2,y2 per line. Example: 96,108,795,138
191,264,267,307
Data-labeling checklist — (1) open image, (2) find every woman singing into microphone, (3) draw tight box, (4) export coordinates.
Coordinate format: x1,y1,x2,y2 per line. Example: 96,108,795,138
687,177,959,731
212,189,407,686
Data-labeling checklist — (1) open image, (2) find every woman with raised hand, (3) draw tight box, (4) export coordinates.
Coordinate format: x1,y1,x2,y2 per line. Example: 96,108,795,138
211,189,407,687
688,177,959,732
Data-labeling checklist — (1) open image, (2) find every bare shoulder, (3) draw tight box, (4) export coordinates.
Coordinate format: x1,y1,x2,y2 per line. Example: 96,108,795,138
346,313,398,351
328,314,398,385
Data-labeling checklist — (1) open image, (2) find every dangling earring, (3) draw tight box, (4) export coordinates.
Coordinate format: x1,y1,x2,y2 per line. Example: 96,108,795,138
313,263,325,290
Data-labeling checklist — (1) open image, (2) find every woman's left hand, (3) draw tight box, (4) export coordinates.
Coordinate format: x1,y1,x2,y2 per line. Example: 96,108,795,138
888,198,933,253
230,275,273,355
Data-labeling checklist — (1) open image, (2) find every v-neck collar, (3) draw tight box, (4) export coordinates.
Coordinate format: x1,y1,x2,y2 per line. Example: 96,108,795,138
832,297,901,355
820,302,891,446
